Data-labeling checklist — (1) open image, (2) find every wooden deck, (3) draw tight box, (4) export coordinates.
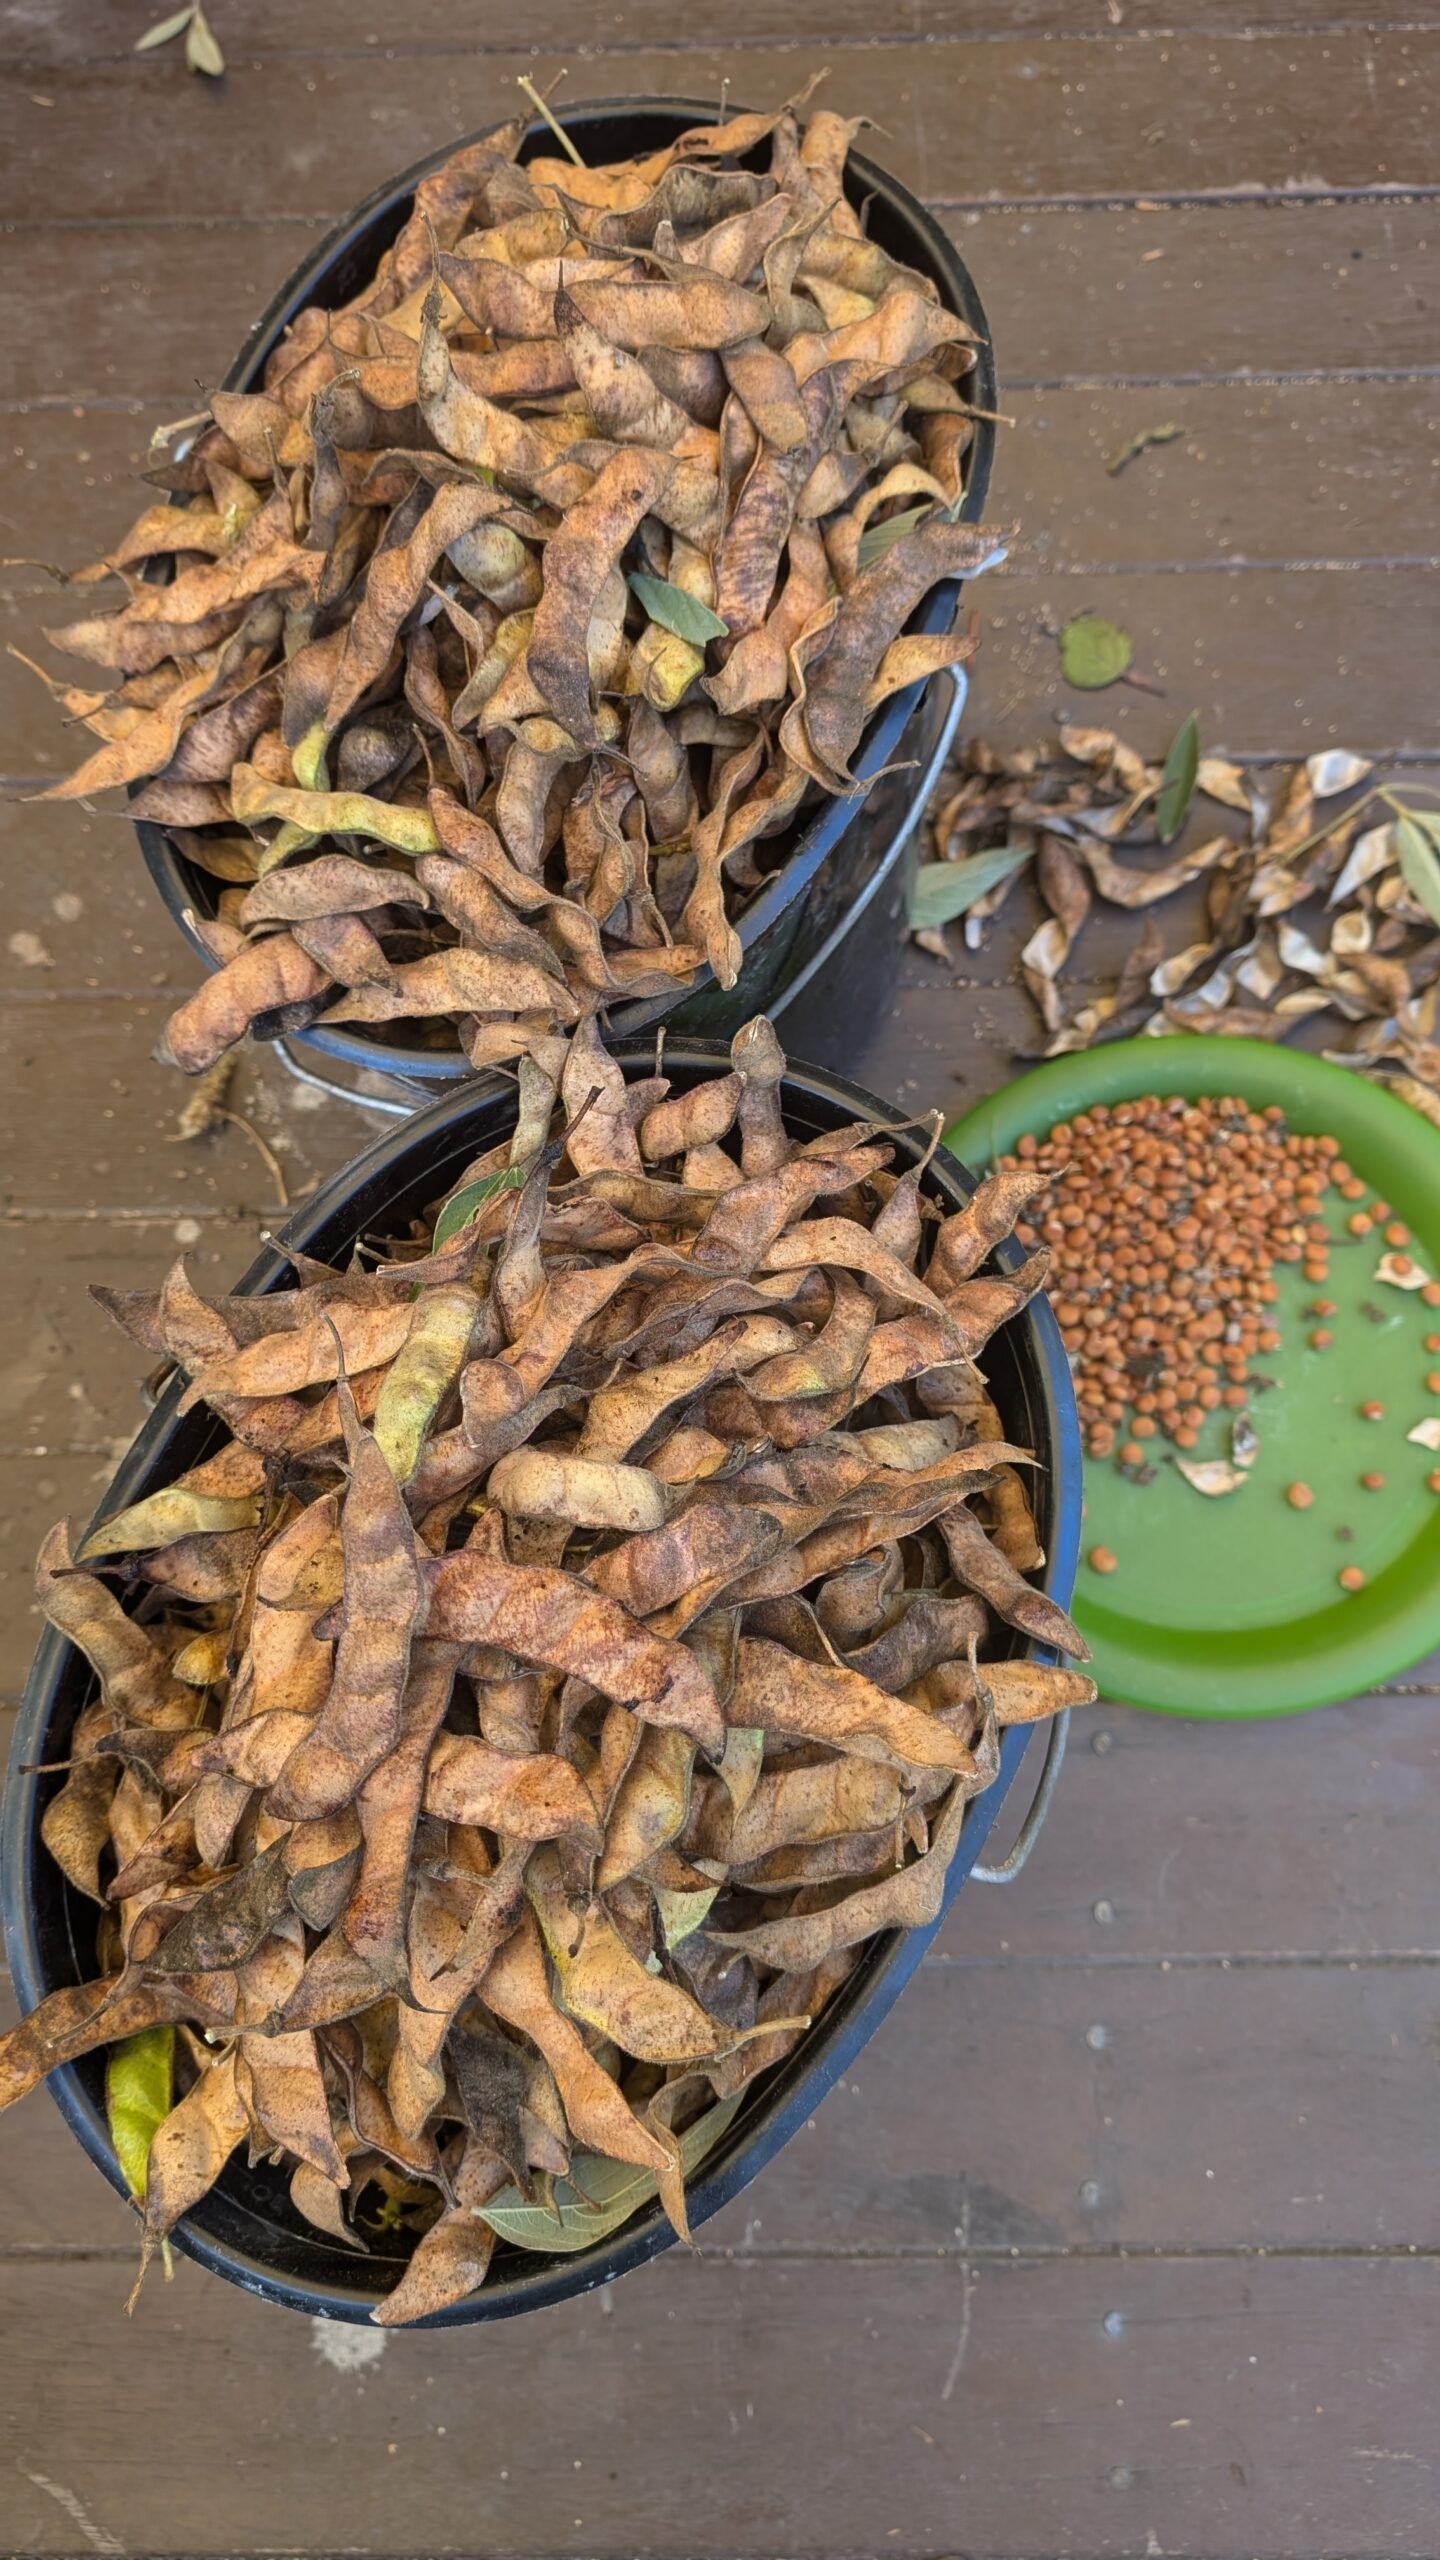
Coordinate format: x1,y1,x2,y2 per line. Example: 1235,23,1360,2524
2,7,1438,2553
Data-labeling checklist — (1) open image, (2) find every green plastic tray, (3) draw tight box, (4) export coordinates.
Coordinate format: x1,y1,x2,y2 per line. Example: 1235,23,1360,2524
946,1037,1440,1717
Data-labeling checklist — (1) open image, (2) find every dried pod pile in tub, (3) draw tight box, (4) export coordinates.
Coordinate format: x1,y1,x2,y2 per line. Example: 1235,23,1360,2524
28,97,997,1074
2,1018,1090,2320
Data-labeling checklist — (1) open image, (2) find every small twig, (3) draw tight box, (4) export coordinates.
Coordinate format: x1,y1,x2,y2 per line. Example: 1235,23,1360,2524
517,74,585,167
213,1108,290,1207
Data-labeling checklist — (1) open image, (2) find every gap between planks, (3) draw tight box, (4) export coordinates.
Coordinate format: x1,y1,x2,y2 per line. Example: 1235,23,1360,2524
5,18,1438,63
3,2237,1440,2263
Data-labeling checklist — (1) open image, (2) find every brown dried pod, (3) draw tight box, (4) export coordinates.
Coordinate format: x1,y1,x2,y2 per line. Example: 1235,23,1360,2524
5,1015,1083,2319
25,104,991,1076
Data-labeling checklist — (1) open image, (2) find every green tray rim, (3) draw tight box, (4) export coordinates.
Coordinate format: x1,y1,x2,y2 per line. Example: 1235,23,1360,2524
944,1035,1440,1718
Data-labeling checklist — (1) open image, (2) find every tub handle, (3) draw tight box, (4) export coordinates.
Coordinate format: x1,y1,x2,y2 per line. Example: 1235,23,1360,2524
271,1039,437,1118
970,1707,1069,1883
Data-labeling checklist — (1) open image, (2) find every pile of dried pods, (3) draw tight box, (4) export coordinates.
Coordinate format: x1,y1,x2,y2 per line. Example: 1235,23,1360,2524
916,728,1440,1118
0,1017,1091,2321
27,96,993,1075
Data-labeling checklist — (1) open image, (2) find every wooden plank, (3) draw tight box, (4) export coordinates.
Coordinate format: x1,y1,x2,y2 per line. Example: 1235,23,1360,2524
704,1956,1440,2255
5,478,1424,793
942,1695,1440,1961
7,197,1439,410
6,0,1438,65
969,564,1440,757
6,1950,1439,2260
0,218,331,406
993,379,1440,572
0,992,372,1216
7,372,1435,626
955,197,1440,386
2,33,1437,226
0,2251,1434,2554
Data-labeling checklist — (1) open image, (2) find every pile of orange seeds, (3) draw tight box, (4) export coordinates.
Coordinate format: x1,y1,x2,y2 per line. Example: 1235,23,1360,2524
1005,1094,1349,1460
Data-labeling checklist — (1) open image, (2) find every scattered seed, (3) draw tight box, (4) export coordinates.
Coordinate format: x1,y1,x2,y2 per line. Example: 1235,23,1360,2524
1286,1482,1315,1510
1347,1212,1374,1236
1360,1472,1386,1491
1423,1283,1440,1309
1384,1222,1410,1247
1306,1300,1337,1319
1088,1545,1119,1574
1360,1400,1386,1421
1338,1565,1366,1592
1428,1469,1440,1493
1308,1328,1334,1350
1118,1441,1144,1467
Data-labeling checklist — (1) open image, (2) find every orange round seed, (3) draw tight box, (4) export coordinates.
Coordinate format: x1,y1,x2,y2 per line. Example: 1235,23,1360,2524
1088,1545,1118,1575
1384,1221,1410,1247
1360,1400,1385,1421
1429,1470,1440,1494
1360,1471,1386,1491
1347,1212,1373,1236
1286,1482,1314,1510
1338,1565,1366,1592
1309,1328,1334,1349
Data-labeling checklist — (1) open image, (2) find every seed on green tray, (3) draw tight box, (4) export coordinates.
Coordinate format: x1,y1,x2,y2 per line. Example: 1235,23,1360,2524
1286,1482,1315,1510
1360,1400,1386,1421
1360,1472,1386,1491
1088,1545,1119,1574
1338,1565,1366,1592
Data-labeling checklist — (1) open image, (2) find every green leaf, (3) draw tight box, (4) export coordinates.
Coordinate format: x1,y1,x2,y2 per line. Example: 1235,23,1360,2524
431,1160,526,1253
477,2095,741,2252
1059,614,1133,691
1393,801,1440,854
1155,712,1201,844
909,843,1032,931
856,505,933,570
1394,816,1440,929
106,2027,173,2202
628,574,728,648
135,6,195,48
184,3,224,74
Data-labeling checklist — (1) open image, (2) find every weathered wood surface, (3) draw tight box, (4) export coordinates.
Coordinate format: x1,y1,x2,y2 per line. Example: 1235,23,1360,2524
1,3,1438,2552
2,32,1438,222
